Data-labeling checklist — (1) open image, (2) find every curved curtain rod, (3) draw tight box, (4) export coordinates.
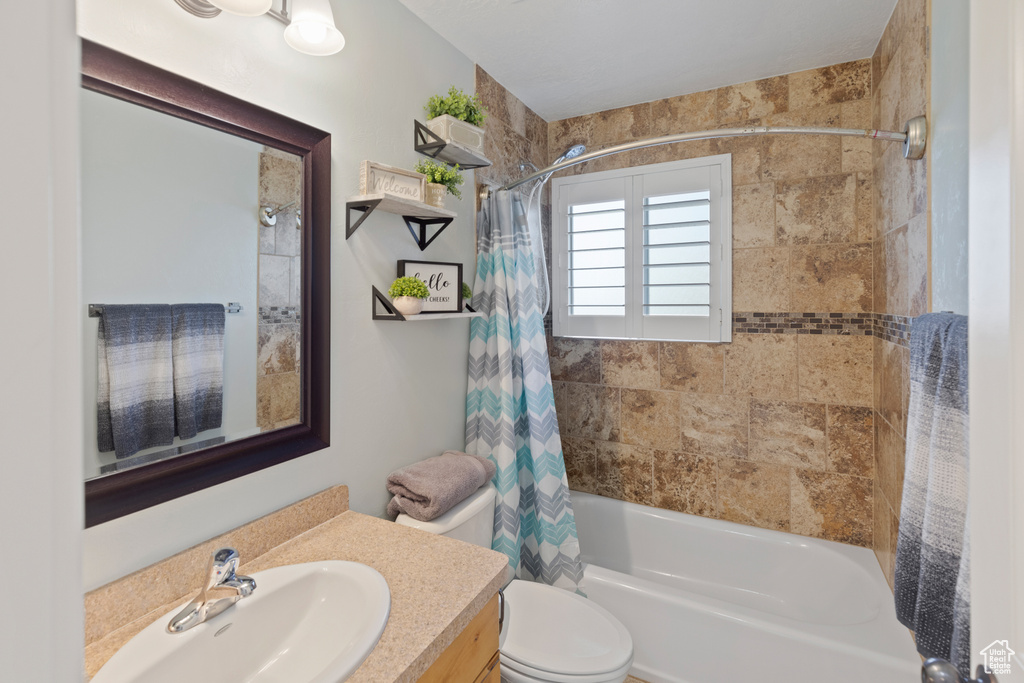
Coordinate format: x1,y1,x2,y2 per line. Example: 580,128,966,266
496,115,927,193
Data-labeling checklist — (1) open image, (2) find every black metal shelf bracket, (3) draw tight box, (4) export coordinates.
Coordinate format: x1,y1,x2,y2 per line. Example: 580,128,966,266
346,199,382,239
403,215,455,251
413,120,491,170
371,286,406,321
414,120,447,158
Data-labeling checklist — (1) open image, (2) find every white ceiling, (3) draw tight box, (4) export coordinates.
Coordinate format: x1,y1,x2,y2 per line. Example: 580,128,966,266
397,0,898,121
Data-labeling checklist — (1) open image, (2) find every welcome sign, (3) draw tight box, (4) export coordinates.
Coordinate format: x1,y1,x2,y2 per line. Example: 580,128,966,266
359,161,425,202
398,260,463,313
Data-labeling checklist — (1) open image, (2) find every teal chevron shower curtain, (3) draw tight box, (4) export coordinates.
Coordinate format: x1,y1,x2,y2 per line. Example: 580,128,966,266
466,190,584,592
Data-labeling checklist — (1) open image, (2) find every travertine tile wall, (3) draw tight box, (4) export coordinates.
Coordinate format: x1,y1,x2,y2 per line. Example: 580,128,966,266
544,61,877,548
475,3,931,558
475,65,549,190
475,65,553,325
256,148,302,431
871,0,930,588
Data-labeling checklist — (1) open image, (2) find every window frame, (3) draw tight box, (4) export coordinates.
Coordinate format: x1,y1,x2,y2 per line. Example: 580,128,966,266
551,154,732,343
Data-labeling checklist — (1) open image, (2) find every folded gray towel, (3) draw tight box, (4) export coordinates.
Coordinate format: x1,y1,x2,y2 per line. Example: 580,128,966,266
386,450,496,522
171,304,225,440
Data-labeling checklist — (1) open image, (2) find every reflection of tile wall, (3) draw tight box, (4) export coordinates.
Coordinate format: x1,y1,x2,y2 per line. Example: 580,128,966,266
257,148,302,432
871,0,929,589
545,59,877,548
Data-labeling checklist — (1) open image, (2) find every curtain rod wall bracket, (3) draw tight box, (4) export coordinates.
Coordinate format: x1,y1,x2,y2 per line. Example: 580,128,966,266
493,115,929,195
903,116,927,160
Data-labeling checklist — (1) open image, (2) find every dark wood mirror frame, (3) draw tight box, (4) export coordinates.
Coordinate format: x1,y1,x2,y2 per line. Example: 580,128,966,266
82,39,331,527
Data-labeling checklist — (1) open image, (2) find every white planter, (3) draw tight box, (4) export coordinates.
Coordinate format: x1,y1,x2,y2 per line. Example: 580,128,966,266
426,114,485,156
392,296,424,316
425,183,447,208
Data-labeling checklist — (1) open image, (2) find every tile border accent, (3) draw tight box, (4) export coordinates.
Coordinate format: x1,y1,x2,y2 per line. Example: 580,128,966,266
547,311,914,346
733,312,873,336
872,313,912,347
259,305,301,324
732,311,911,347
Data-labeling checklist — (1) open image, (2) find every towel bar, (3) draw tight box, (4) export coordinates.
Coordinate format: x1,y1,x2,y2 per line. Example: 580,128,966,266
89,303,243,317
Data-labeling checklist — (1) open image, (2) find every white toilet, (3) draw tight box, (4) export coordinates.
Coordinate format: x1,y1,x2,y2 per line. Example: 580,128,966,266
394,484,634,683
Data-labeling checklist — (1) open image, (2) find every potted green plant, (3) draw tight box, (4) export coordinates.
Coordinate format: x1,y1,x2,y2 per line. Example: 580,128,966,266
415,159,464,208
424,86,488,156
388,276,430,316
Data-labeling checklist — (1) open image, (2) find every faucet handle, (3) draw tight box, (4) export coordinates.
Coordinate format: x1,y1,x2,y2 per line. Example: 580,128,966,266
205,548,241,590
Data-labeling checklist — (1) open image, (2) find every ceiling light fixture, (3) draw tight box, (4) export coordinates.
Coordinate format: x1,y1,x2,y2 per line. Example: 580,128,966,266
173,0,344,57
284,0,345,55
208,0,273,16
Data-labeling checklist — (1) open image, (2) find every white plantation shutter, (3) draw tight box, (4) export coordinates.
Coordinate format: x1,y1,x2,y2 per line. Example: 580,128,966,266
555,176,630,338
553,156,732,342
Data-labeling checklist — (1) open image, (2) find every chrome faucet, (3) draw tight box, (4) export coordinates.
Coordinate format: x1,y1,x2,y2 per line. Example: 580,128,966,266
167,548,256,633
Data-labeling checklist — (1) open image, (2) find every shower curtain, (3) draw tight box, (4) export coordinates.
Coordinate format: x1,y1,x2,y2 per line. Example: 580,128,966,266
466,189,584,592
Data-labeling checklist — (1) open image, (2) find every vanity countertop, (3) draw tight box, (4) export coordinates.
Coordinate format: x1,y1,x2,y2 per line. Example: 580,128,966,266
85,508,509,682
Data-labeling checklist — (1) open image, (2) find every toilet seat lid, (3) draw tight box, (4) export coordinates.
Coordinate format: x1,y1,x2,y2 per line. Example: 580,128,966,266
500,579,633,676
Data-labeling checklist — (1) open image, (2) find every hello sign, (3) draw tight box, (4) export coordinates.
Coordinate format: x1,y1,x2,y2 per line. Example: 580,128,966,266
397,260,463,313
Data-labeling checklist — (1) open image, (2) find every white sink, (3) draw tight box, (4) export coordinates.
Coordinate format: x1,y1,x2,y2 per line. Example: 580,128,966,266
93,561,391,683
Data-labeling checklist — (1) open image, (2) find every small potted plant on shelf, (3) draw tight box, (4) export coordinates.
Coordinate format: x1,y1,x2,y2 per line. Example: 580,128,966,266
388,276,431,316
462,282,473,303
415,159,464,208
425,86,488,155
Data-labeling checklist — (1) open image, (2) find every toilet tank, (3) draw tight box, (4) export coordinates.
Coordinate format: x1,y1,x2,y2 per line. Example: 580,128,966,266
394,484,496,548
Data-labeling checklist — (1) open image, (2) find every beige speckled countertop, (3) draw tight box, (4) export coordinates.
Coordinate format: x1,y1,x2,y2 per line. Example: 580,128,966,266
85,488,508,682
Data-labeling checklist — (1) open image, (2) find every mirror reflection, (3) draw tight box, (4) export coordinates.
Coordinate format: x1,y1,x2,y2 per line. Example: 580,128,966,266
81,89,303,481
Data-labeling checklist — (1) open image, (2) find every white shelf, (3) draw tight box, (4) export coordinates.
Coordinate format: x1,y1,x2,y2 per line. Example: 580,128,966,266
414,120,492,170
426,139,492,169
347,192,456,219
371,286,482,321
405,311,484,321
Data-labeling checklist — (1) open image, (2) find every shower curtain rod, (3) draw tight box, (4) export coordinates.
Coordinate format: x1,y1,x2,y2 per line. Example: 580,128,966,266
495,115,927,193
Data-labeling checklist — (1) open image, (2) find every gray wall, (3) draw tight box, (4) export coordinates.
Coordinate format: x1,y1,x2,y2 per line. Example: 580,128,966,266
0,0,84,678
930,0,970,314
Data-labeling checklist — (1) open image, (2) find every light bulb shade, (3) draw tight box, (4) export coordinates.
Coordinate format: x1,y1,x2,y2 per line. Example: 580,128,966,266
208,0,272,15
284,0,345,55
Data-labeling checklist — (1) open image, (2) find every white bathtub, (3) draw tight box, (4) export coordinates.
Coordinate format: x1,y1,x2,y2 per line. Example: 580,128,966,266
570,491,921,683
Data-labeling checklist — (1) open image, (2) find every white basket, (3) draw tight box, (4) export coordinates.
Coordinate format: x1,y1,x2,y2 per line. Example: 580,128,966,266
425,114,485,156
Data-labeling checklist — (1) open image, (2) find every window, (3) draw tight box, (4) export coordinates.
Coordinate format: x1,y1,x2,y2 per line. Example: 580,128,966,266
552,155,732,342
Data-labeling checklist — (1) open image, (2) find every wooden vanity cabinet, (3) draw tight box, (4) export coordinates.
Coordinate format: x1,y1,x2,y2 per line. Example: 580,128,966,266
418,592,500,682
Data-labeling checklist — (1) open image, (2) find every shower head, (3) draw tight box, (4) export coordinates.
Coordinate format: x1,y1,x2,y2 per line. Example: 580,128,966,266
534,144,588,185
554,144,586,165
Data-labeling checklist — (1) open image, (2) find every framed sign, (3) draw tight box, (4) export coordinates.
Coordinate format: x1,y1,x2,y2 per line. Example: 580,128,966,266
359,161,425,202
398,260,463,313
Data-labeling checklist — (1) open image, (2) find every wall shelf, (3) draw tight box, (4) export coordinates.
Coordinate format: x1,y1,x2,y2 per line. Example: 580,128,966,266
346,192,456,251
372,286,482,321
414,120,492,170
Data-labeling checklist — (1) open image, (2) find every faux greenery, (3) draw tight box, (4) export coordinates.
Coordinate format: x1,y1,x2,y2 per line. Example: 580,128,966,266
425,86,488,127
415,159,465,199
388,276,430,300
462,282,472,300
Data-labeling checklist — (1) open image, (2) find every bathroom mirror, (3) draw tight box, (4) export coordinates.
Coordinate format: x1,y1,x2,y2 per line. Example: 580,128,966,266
82,40,331,527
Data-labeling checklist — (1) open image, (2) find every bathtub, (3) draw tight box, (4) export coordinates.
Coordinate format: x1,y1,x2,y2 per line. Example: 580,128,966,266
570,491,921,683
